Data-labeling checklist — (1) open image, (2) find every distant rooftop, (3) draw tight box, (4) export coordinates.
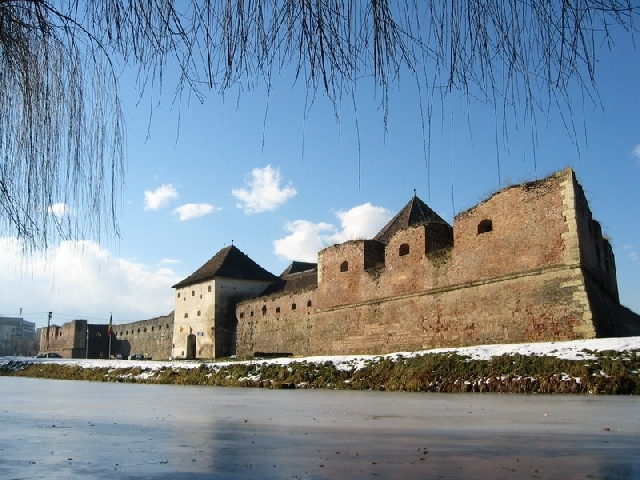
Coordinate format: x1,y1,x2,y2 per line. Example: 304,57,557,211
260,261,319,296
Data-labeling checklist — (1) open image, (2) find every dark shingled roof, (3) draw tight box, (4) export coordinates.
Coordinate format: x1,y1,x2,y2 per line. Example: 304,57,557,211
280,261,318,292
279,261,318,277
373,195,450,245
172,245,278,289
260,261,319,296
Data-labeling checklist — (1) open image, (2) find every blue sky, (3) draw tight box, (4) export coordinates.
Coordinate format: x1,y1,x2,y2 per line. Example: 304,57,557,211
1,24,639,329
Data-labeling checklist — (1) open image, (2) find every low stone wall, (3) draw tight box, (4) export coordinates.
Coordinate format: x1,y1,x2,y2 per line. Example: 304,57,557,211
111,313,174,360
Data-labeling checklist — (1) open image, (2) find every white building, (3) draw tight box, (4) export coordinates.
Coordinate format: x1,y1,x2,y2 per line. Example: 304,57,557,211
171,245,279,359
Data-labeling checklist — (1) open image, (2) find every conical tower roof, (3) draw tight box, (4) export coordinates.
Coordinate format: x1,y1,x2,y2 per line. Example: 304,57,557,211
373,195,450,245
172,245,278,289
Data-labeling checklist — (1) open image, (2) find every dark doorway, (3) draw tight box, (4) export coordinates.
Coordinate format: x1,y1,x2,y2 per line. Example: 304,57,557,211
186,334,196,359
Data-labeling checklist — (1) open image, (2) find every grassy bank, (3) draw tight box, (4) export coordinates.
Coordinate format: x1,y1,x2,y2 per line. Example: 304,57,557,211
2,348,639,394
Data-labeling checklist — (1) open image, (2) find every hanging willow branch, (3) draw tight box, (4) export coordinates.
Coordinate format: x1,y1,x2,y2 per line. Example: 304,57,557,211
0,0,637,252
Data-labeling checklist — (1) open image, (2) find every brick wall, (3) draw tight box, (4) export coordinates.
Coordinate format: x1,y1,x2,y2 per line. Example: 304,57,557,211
238,267,595,356
237,289,316,356
111,313,174,360
39,320,109,358
236,169,639,357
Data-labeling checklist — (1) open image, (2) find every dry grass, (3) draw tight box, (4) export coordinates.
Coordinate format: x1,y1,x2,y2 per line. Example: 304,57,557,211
2,349,639,394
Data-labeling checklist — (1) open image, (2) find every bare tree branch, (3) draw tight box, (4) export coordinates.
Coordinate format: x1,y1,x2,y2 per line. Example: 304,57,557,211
0,0,637,252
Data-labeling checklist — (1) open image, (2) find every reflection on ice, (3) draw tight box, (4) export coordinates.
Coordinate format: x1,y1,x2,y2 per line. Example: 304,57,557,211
1,377,638,479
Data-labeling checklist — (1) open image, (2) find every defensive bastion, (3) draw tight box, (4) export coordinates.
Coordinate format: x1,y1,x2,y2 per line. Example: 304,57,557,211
236,168,640,357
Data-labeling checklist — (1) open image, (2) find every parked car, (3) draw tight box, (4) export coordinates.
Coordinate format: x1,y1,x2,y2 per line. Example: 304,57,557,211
35,352,62,358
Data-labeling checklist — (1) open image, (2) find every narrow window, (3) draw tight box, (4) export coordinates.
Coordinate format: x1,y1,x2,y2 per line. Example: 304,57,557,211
151,326,154,332
177,292,180,298
292,303,297,310
399,243,410,256
144,327,147,333
192,290,195,296
197,310,201,316
158,325,162,330
208,285,212,292
184,313,188,319
275,307,281,313
239,312,245,319
477,219,493,234
340,261,349,272
137,328,141,333
262,306,267,316
307,300,312,307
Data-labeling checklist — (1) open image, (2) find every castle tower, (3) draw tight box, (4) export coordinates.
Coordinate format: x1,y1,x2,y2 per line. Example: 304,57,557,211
172,245,278,359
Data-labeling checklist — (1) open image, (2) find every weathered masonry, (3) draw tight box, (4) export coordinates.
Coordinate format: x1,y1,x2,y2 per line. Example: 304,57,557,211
38,314,174,360
38,320,109,359
171,246,278,359
235,168,640,357
111,313,174,360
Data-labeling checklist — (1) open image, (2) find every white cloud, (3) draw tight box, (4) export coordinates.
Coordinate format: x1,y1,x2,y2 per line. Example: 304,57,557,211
331,203,392,244
633,144,640,162
273,220,334,262
173,203,219,221
623,244,638,262
160,258,180,265
232,165,297,213
144,184,178,211
273,203,392,262
47,203,72,218
0,238,180,326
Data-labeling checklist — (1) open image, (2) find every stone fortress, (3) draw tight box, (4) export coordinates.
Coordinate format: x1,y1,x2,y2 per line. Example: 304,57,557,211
171,168,640,360
39,314,173,360
39,168,640,360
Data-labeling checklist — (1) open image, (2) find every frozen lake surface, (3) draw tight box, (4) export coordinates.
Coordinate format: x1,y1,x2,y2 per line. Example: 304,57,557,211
1,377,638,479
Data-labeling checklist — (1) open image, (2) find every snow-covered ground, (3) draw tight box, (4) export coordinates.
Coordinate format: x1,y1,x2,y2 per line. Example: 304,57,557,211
3,336,639,372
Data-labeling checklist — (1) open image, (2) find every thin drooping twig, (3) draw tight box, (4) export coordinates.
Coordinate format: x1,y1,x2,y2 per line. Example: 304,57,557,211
0,0,637,253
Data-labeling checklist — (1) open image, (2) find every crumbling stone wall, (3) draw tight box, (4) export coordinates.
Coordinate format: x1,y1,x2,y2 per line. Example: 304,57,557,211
570,177,618,299
236,169,639,357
